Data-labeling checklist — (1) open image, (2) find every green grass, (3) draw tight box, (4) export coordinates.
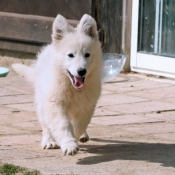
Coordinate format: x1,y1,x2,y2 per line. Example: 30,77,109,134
23,172,38,175
0,163,23,175
0,163,40,175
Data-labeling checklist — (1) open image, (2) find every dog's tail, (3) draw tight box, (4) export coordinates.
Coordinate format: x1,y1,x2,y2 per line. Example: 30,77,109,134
12,63,35,83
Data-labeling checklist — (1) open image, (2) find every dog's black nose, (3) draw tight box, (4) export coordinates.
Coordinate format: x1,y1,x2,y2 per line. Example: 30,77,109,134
77,68,86,76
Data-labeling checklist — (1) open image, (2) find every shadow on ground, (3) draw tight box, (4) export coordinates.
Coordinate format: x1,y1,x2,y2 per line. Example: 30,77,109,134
78,138,175,168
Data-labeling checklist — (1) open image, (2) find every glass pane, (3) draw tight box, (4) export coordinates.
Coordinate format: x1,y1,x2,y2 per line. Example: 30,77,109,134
138,0,175,57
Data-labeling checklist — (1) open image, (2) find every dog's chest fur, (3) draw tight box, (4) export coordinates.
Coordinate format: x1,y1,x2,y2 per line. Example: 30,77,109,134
64,83,100,119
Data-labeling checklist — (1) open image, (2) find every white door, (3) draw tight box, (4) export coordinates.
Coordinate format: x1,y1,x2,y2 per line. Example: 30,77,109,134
131,0,175,78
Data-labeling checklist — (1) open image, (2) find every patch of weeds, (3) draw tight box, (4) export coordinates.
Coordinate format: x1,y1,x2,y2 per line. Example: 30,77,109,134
0,163,24,175
0,163,40,175
23,171,39,175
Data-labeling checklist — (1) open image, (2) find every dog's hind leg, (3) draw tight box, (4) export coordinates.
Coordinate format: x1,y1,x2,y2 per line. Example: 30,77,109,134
79,131,89,143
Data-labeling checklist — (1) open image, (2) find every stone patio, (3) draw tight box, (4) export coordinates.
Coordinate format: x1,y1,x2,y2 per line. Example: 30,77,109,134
0,72,175,175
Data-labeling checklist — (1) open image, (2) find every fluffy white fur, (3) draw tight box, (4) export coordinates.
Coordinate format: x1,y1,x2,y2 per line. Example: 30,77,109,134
12,14,102,155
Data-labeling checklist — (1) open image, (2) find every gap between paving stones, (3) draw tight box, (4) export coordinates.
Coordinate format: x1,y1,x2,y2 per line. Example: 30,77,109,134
94,107,175,117
2,102,34,106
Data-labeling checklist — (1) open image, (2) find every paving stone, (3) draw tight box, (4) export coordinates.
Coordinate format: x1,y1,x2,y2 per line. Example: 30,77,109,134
101,88,114,95
106,101,175,114
0,76,22,85
163,97,175,104
123,122,175,135
0,106,12,115
0,125,31,135
0,111,37,123
94,106,122,116
9,121,41,133
1,139,175,175
127,85,175,100
155,132,175,142
91,114,165,126
140,111,175,121
6,103,35,112
0,87,23,96
103,76,172,93
6,83,34,94
0,76,34,94
97,93,148,106
0,134,40,146
0,95,34,105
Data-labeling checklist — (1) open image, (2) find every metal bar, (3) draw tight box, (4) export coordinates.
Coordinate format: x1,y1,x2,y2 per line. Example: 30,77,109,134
139,0,144,51
154,0,160,53
158,0,163,53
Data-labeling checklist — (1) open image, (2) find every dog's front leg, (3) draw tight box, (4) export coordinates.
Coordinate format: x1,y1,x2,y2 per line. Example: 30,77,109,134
41,124,59,149
46,104,79,156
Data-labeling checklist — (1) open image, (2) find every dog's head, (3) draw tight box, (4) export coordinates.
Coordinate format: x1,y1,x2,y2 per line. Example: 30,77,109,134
51,14,102,90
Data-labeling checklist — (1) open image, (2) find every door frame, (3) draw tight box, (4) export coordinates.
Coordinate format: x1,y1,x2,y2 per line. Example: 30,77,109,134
130,0,175,78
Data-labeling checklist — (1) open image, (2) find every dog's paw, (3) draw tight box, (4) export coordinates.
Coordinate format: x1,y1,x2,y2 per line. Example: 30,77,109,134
42,140,59,149
41,131,60,149
61,141,79,156
79,132,89,143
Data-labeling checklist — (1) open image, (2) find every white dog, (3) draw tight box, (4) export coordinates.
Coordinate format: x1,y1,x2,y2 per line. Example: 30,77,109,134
12,14,102,155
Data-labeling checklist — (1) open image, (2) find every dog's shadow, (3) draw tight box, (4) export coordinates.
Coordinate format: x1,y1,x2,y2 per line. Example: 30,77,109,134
78,138,175,167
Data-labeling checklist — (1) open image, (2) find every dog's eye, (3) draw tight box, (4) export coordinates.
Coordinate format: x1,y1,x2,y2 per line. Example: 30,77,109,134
68,53,74,58
85,53,90,58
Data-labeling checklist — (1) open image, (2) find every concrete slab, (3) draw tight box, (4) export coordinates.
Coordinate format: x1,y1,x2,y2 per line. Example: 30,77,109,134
105,101,175,114
127,85,175,100
6,103,35,112
103,75,173,93
97,93,148,106
0,95,34,105
91,114,165,126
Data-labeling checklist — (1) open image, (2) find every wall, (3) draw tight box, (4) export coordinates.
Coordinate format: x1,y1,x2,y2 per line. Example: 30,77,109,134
92,0,132,71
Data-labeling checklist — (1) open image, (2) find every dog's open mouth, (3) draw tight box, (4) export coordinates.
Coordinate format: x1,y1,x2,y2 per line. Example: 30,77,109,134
68,71,85,89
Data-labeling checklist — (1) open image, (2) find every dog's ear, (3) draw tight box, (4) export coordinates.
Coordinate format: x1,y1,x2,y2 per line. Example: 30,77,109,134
52,14,73,41
77,14,98,40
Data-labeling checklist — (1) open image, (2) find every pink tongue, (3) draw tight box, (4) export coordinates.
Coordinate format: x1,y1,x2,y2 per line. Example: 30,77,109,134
73,76,84,89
